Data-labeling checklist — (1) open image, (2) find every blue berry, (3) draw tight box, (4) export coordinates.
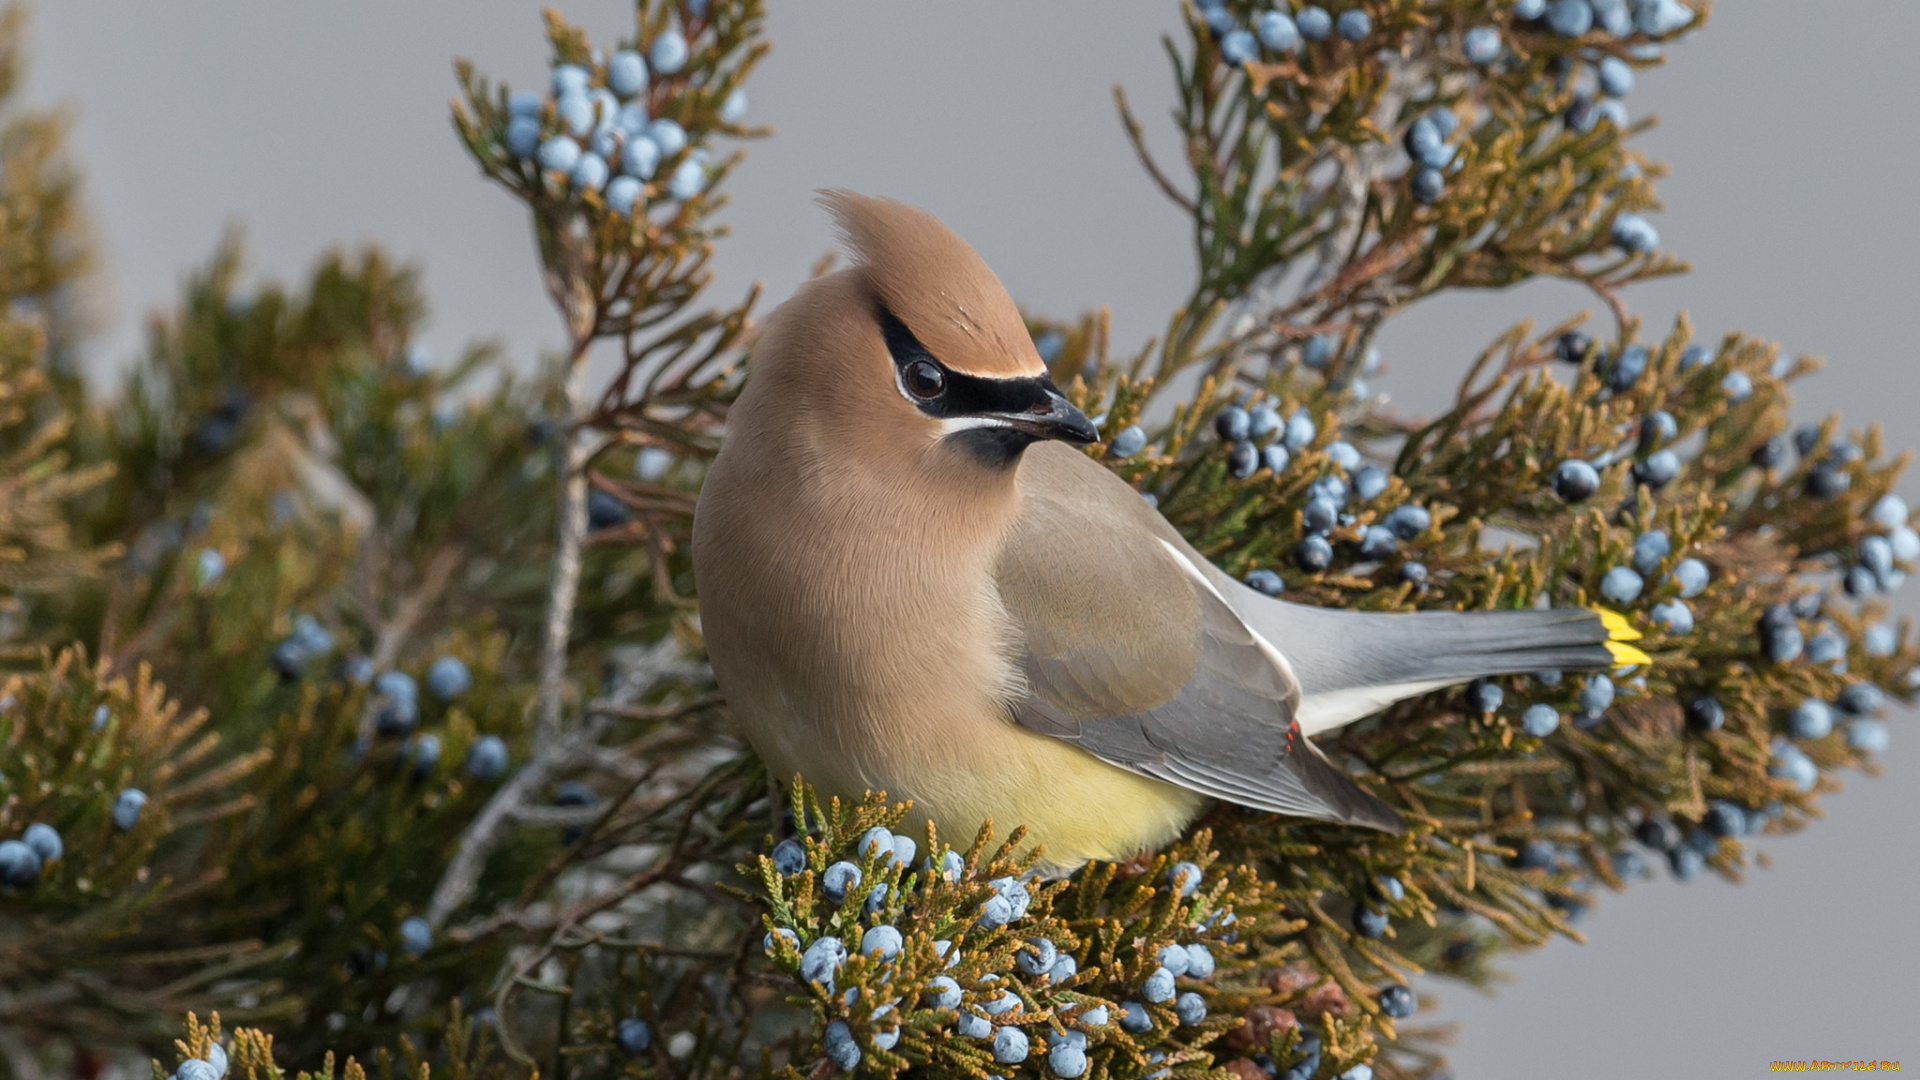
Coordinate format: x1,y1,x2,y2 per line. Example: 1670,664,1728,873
552,64,590,97
1142,967,1177,1003
1466,679,1504,714
505,115,542,158
616,1018,653,1056
1324,440,1361,471
1555,330,1593,365
1358,525,1398,560
927,975,963,1009
993,875,1032,918
22,822,61,864
1257,11,1301,51
1769,745,1817,793
113,789,147,831
824,1020,861,1070
1649,599,1692,634
615,101,650,136
1245,569,1285,596
977,894,1013,928
667,157,707,200
1631,530,1670,574
1597,56,1634,97
764,927,798,953
891,833,917,867
508,89,543,118
1703,799,1745,837
425,656,472,702
1546,0,1592,35
538,136,583,174
1555,459,1601,501
1108,425,1149,459
1167,860,1202,895
1580,673,1615,716
1385,503,1430,539
466,735,510,781
1869,492,1909,530
1174,991,1209,1026
648,118,688,157
1599,566,1643,603
1215,406,1252,442
1283,410,1316,451
1865,623,1898,657
1788,699,1833,740
1378,983,1416,1019
1303,334,1337,370
1119,1001,1153,1033
1228,440,1260,479
1893,526,1920,562
1018,937,1059,976
622,135,662,179
1081,1005,1111,1027
1636,817,1681,850
1515,0,1547,16
1261,443,1292,475
1336,10,1371,40
1303,497,1339,536
955,1010,991,1039
1607,344,1648,392
857,826,894,860
1721,371,1753,402
1760,621,1805,663
1353,906,1389,938
405,733,441,776
1668,558,1709,598
1156,942,1191,976
555,91,595,137
194,548,226,587
1846,719,1890,754
1296,6,1333,40
1668,845,1704,880
1409,168,1444,205
1221,28,1258,63
650,30,690,75
993,1027,1030,1065
1049,954,1079,982
1201,4,1235,35
1862,534,1895,578
801,936,847,987
608,50,648,97
1633,449,1680,490
606,175,644,216
1399,561,1429,587
771,838,806,876
1805,628,1846,667
983,989,1021,1016
1843,565,1877,597
822,861,861,902
1246,404,1281,440
0,840,40,887
1835,682,1885,716
399,916,432,957
1521,703,1561,737
1185,943,1216,978
1685,695,1724,733
863,924,904,961
1353,465,1389,501
1296,536,1333,572
1610,212,1658,253
1751,434,1790,468
1638,411,1677,450
1463,25,1501,63
721,89,749,124
1637,0,1695,35
572,151,611,191
1049,1044,1089,1079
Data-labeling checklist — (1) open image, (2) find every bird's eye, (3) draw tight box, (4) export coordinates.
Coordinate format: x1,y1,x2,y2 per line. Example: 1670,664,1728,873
904,359,946,400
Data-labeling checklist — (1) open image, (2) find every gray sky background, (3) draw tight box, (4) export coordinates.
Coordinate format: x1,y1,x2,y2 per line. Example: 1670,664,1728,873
29,3,1918,1076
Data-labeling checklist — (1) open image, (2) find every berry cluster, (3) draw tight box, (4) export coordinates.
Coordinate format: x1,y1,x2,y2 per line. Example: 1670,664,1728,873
498,12,748,217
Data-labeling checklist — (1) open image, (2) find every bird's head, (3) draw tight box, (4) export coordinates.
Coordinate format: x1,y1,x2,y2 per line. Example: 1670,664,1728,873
743,191,1097,472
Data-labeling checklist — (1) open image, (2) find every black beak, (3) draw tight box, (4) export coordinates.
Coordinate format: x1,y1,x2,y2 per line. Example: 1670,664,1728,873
986,385,1100,445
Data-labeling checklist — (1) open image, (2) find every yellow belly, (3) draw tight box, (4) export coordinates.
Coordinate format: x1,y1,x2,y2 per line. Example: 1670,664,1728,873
767,709,1206,874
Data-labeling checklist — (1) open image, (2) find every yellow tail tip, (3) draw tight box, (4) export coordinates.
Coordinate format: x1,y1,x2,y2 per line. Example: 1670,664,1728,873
1606,640,1653,667
1589,605,1644,642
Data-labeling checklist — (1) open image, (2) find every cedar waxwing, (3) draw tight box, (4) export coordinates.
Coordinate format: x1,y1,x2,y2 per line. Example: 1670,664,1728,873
692,191,1648,872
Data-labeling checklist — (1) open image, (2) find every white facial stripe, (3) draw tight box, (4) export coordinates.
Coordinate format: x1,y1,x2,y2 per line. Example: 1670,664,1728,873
938,415,1016,435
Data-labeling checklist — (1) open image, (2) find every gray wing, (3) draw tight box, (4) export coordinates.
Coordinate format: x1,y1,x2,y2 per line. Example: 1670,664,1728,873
998,444,1404,832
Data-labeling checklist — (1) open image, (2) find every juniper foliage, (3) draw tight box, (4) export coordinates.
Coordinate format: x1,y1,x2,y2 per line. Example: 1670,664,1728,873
0,2,1912,1080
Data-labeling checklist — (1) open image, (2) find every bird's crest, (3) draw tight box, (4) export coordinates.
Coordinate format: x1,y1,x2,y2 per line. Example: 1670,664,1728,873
817,190,1044,380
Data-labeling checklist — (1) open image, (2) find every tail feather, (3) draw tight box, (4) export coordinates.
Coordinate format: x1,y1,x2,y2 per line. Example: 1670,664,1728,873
1255,605,1621,694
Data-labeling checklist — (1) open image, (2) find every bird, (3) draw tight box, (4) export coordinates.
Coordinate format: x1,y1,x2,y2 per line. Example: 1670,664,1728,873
692,191,1648,873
